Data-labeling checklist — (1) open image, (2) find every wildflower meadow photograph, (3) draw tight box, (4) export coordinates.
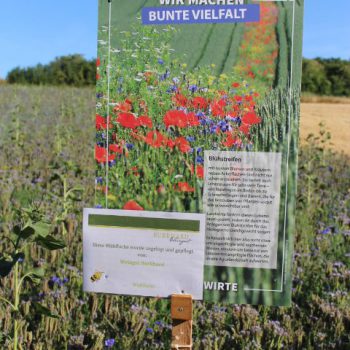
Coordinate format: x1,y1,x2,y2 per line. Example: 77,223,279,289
0,0,349,349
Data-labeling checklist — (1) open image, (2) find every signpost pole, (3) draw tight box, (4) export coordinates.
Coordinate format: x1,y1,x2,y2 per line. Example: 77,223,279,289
171,294,193,350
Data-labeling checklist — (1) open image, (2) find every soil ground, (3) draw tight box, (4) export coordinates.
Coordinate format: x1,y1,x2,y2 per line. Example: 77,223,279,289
300,102,350,155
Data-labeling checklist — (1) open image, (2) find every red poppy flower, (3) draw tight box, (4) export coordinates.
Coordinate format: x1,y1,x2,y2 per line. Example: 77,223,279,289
239,124,251,135
114,100,132,113
109,144,123,154
96,58,101,67
234,96,243,103
191,165,204,179
95,145,106,163
186,112,200,127
96,73,100,80
96,114,111,130
222,134,241,148
241,111,261,125
117,113,139,129
172,93,188,107
138,115,153,128
145,131,167,148
95,145,115,163
123,200,144,210
192,96,208,110
248,71,255,79
211,99,226,117
163,110,188,128
175,137,191,153
176,182,195,192
167,139,176,149
232,82,240,88
163,110,200,128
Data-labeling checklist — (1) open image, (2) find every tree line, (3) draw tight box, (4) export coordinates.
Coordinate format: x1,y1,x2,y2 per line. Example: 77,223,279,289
5,55,350,96
6,55,96,87
302,58,350,96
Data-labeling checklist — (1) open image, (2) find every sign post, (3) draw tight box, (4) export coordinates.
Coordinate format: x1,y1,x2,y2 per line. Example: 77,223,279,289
171,294,193,350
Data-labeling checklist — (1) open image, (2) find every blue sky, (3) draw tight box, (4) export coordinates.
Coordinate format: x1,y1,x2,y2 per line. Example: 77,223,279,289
0,0,349,78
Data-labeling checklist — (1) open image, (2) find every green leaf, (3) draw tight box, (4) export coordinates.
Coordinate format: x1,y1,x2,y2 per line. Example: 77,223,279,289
13,225,21,235
19,226,35,240
0,253,24,278
33,303,59,319
35,235,66,250
32,222,51,237
24,267,45,284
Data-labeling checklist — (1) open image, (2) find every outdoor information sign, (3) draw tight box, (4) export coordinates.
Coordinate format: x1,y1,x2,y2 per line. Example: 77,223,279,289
83,209,206,299
86,0,304,306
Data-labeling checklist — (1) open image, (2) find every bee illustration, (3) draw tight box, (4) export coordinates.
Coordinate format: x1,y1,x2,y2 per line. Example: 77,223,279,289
90,271,104,283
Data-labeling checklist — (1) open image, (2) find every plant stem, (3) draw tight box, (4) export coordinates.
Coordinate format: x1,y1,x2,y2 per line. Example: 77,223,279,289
13,261,19,350
0,296,15,310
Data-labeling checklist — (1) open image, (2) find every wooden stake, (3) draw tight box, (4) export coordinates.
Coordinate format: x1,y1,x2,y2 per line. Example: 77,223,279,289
171,294,193,350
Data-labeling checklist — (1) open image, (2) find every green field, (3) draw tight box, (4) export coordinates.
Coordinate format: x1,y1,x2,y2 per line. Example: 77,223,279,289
98,0,303,79
0,85,349,349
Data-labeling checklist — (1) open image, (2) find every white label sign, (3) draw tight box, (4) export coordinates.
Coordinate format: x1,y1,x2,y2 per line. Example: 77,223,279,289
83,208,206,299
203,151,282,269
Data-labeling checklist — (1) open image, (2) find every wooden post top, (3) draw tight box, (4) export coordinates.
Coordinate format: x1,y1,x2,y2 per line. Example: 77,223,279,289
171,294,193,321
171,294,193,350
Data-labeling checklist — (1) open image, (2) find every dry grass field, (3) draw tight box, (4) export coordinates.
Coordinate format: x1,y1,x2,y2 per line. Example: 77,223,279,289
300,99,350,155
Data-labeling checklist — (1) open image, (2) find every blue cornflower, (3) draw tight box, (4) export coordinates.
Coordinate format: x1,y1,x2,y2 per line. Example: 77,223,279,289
50,276,61,284
158,58,164,65
146,327,154,333
225,116,239,123
96,177,103,184
126,143,134,150
196,156,204,164
172,77,180,84
186,136,195,142
105,338,115,347
166,85,177,94
320,227,332,235
218,121,230,132
160,71,170,81
95,204,103,209
96,93,103,99
197,147,203,154
189,85,198,93
210,125,217,134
